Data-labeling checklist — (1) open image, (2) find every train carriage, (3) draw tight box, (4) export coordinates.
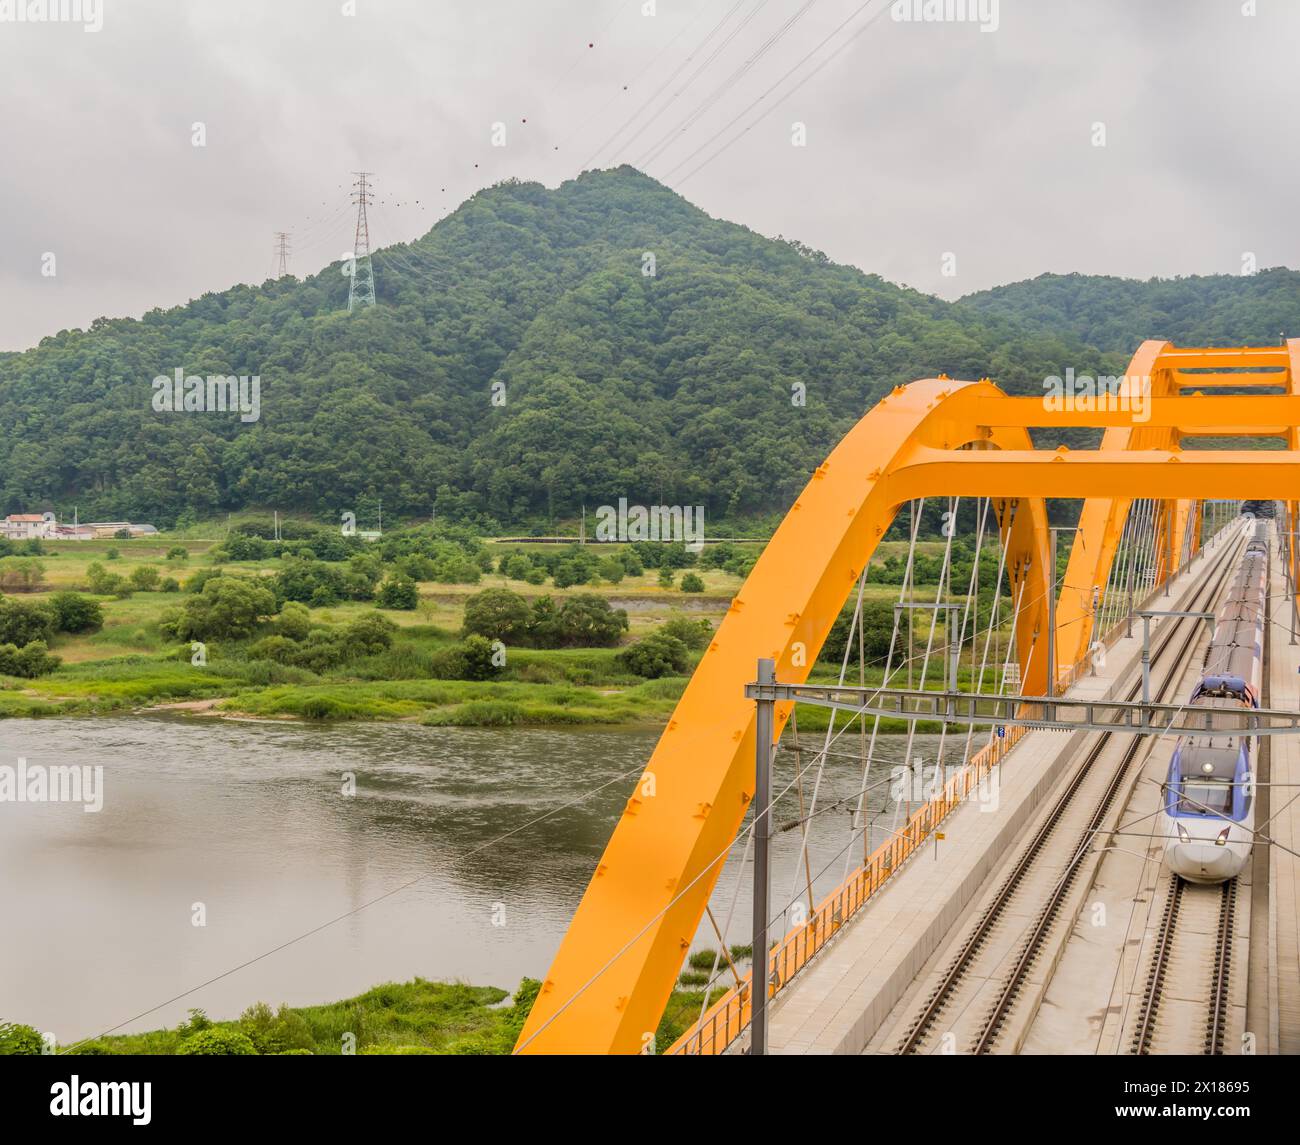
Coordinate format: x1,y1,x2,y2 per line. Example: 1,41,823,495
1160,520,1268,883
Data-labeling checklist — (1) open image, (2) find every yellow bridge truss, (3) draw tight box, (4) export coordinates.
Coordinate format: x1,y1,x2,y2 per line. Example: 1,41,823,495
515,340,1300,1054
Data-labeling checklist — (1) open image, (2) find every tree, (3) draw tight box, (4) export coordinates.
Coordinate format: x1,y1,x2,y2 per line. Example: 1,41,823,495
544,594,628,648
462,587,532,642
161,576,278,642
274,601,312,640
0,640,60,677
461,634,501,680
661,614,711,650
618,631,690,678
0,1021,43,1055
177,1028,259,1055
128,565,161,591
0,597,54,646
377,574,419,610
47,592,103,633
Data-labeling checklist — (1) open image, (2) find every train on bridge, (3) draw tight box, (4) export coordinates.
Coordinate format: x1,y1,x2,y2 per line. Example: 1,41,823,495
1160,516,1269,884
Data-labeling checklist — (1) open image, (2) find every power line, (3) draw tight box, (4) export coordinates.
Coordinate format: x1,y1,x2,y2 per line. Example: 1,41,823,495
666,0,890,186
634,0,818,171
579,0,749,171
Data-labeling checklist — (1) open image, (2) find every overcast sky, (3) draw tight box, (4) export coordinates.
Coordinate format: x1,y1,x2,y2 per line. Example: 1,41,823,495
2,0,1297,352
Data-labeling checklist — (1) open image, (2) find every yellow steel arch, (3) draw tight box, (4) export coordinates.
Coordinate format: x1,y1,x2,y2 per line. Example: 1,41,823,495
514,377,1048,1054
1058,341,1298,672
517,350,1300,1055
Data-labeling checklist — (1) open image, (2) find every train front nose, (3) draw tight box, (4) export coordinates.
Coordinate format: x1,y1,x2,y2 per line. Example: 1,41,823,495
1169,841,1239,883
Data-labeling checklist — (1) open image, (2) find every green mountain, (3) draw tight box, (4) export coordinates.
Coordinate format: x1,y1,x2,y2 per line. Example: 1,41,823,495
1,168,1292,529
957,270,1300,354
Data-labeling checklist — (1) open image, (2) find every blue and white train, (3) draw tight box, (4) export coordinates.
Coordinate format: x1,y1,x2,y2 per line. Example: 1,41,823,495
1160,520,1269,884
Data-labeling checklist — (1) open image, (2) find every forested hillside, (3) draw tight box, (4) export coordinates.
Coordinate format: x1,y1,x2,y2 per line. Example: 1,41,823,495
1,168,1292,530
957,269,1300,354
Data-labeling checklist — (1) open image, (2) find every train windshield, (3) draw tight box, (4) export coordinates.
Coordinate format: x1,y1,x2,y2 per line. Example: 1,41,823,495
1177,779,1234,816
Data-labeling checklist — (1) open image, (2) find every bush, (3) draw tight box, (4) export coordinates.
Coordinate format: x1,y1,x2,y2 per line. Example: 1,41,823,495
376,574,419,610
341,613,398,658
461,633,502,680
166,546,189,562
0,640,61,677
821,598,899,665
238,1002,315,1055
86,561,131,597
596,556,625,584
657,568,675,588
462,587,532,643
661,615,711,650
0,596,55,645
274,601,312,641
176,1028,259,1055
618,631,690,678
0,1021,43,1055
679,573,705,593
160,576,278,642
159,577,181,592
128,565,161,592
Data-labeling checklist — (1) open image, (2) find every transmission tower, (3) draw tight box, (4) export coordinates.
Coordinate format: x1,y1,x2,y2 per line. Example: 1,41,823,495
273,231,292,277
348,171,376,312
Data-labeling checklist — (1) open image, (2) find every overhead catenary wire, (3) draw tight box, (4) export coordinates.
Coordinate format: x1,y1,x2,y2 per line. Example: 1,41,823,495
665,0,891,185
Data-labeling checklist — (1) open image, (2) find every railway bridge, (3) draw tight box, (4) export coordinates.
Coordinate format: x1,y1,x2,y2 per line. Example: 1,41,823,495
514,341,1300,1055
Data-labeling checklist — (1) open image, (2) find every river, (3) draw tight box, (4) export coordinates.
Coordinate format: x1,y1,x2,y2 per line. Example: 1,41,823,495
0,716,966,1042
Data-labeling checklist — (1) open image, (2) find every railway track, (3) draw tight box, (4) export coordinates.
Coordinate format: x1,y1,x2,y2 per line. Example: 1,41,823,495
894,538,1241,1056
1130,875,1238,1055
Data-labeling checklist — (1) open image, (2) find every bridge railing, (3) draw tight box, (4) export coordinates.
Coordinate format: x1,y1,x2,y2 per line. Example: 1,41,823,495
666,722,1026,1056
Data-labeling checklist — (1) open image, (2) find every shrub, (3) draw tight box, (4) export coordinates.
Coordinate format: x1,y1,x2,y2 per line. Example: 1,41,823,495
0,556,46,591
679,572,705,593
461,634,502,680
176,1028,258,1055
0,596,55,645
274,601,312,641
341,613,398,657
527,594,628,649
661,615,711,650
0,1021,43,1055
159,577,181,592
0,640,61,677
160,576,278,642
185,567,225,593
166,546,189,562
657,568,675,588
596,556,625,584
238,1002,315,1055
617,631,690,679
821,598,899,665
462,587,532,643
376,574,419,610
128,565,161,592
86,561,130,597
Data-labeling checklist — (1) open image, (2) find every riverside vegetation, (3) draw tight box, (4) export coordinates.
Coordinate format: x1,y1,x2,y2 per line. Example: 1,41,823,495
0,517,1005,728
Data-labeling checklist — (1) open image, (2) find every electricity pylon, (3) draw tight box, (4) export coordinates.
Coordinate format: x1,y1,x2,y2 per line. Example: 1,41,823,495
348,171,376,312
273,231,291,277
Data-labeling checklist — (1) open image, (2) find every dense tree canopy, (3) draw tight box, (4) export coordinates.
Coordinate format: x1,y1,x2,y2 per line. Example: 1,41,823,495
2,168,1294,529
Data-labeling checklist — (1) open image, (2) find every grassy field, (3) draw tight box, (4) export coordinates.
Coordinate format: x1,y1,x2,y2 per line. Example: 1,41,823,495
0,533,978,728
9,974,724,1055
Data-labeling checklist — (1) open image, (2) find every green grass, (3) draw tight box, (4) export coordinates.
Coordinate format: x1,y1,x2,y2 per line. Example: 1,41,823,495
57,978,537,1056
